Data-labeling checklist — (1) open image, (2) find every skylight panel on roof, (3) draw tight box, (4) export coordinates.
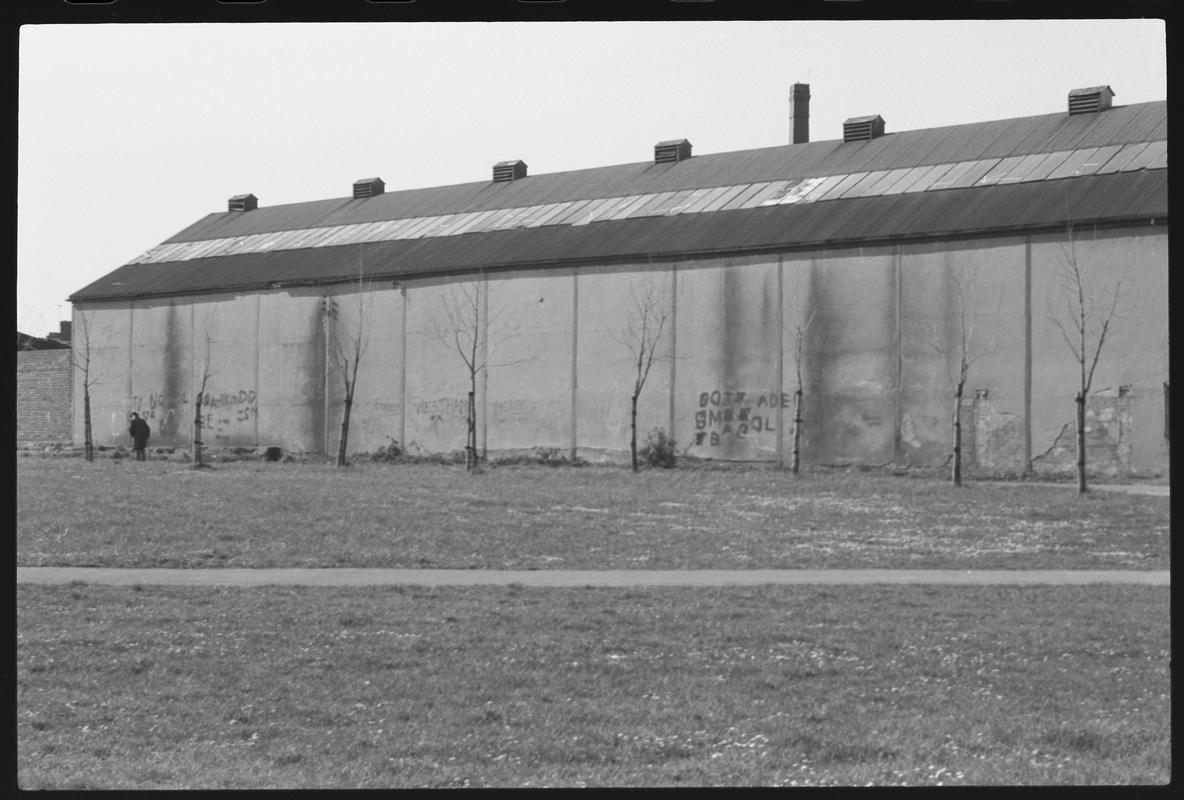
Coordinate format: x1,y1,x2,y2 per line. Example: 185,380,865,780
797,174,847,202
660,189,704,216
568,198,615,226
186,238,231,259
1076,144,1124,174
722,183,772,210
719,183,768,211
1093,142,1148,174
602,194,653,221
865,169,913,196
944,158,1000,189
926,161,978,192
700,184,750,213
1144,142,1168,171
401,216,446,238
684,185,738,213
810,172,865,202
623,191,676,219
1017,151,1074,182
900,164,952,194
648,191,698,217
545,199,595,227
877,165,933,195
527,202,577,227
316,224,365,248
665,187,715,215
976,155,1029,186
838,170,891,199
994,152,1052,184
1122,140,1166,171
772,177,830,205
759,179,804,206
1046,148,1102,181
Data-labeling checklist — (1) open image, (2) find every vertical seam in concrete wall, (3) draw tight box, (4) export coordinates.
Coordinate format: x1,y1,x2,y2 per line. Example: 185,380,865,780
894,246,903,463
1024,236,1033,472
668,262,678,442
776,254,785,467
570,269,579,460
254,293,261,446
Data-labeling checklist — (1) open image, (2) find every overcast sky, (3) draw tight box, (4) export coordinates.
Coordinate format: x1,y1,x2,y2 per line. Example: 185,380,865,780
17,19,1166,336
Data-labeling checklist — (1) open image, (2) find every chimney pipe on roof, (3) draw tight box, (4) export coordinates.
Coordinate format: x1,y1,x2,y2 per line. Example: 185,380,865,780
789,83,810,144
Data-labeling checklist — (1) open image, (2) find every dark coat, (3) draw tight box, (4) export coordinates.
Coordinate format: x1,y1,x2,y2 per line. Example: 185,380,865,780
129,417,151,447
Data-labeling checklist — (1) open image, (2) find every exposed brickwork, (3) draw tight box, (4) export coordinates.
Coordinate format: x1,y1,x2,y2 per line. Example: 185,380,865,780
17,350,73,445
1031,388,1133,477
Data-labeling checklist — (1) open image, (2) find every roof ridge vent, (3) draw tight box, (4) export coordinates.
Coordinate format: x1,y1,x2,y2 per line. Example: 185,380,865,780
842,115,885,143
493,160,528,182
654,139,692,165
1068,85,1115,115
228,193,258,213
353,177,385,199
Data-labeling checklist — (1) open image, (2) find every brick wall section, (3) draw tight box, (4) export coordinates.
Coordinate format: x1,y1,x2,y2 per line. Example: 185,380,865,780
17,350,73,445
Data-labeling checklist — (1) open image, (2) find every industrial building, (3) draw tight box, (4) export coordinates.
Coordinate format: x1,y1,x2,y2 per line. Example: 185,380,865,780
68,85,1168,475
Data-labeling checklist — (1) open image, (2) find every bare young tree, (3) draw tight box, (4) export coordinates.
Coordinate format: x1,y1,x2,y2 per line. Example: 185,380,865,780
433,280,521,471
610,275,674,473
1047,222,1129,494
192,313,219,469
923,266,999,486
68,310,101,462
782,268,816,475
325,264,372,467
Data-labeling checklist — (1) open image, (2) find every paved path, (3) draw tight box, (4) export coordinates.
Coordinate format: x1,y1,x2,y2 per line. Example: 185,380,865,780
16,567,1170,587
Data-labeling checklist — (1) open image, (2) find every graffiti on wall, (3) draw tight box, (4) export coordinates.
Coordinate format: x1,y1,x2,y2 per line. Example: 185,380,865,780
127,388,258,442
693,390,790,447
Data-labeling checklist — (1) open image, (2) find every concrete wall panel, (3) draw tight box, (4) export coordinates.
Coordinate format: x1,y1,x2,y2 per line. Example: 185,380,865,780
804,247,897,463
898,239,1027,470
1029,227,1168,475
676,256,782,461
575,263,674,460
402,278,483,455
257,289,325,453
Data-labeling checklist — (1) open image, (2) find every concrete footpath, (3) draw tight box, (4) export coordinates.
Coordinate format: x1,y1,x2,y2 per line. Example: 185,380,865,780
16,567,1170,587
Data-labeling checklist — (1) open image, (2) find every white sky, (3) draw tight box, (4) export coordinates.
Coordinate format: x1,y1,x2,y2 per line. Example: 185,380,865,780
16,19,1166,337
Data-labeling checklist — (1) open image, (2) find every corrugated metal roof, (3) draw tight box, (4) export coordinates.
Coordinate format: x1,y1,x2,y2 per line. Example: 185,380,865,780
155,101,1166,246
72,169,1166,303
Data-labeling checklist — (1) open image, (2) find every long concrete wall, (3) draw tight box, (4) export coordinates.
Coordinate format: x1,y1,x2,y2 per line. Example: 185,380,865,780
73,225,1169,475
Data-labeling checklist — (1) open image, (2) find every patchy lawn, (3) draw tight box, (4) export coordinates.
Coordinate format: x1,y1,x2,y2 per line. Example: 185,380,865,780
17,583,1169,789
16,458,1169,570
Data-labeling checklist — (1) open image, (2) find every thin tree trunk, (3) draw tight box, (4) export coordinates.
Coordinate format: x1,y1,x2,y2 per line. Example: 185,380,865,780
791,388,803,475
952,381,964,486
193,392,204,466
83,385,94,462
467,389,476,471
630,392,639,473
1076,391,1088,493
337,393,352,467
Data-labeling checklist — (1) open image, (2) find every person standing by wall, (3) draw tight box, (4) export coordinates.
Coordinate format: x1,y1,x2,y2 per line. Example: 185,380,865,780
129,412,151,461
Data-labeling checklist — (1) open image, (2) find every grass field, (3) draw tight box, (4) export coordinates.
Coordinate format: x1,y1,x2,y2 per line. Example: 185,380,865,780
16,456,1171,787
15,457,1170,570
17,583,1170,789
